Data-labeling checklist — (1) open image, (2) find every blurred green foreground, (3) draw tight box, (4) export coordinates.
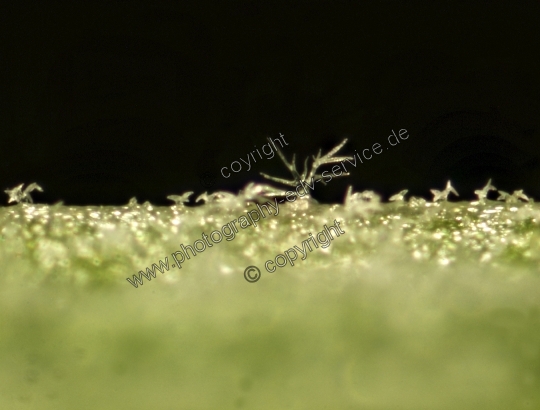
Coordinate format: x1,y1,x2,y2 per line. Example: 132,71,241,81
0,198,539,409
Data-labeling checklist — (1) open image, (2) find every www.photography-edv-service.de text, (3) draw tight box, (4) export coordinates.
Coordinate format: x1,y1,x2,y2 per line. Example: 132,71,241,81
127,128,409,287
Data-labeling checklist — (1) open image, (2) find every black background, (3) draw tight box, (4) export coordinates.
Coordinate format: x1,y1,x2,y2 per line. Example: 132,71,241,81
1,1,539,205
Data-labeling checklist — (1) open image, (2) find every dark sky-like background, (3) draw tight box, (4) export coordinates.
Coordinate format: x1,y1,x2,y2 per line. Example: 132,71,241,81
1,1,539,205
